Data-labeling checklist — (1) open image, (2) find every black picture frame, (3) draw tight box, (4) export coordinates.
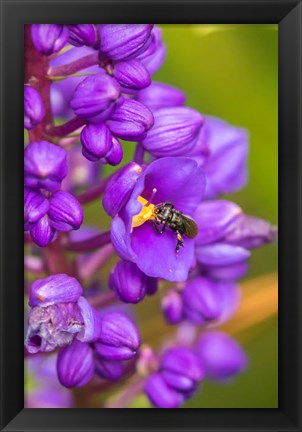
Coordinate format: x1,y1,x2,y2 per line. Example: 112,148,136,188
0,0,301,431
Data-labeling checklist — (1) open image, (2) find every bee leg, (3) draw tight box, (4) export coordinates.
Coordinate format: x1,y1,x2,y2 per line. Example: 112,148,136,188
175,231,184,253
153,220,166,235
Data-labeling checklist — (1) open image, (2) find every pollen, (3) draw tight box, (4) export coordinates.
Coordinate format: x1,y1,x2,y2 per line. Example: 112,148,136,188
132,196,156,228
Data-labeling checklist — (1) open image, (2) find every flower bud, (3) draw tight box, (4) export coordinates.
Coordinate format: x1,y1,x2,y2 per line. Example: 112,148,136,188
94,356,123,381
95,312,140,360
103,162,142,217
98,24,153,61
24,86,45,130
136,26,166,75
99,137,123,166
80,123,113,161
24,188,49,230
198,116,249,198
196,242,250,282
113,59,151,91
48,191,83,231
57,339,94,387
31,24,69,55
24,141,67,192
68,24,96,47
224,215,278,249
194,200,242,246
196,331,248,380
136,82,186,110
161,289,184,325
30,214,56,247
161,347,205,392
183,277,227,325
145,373,185,408
29,273,83,308
106,99,154,141
142,107,204,157
70,74,121,123
109,260,152,304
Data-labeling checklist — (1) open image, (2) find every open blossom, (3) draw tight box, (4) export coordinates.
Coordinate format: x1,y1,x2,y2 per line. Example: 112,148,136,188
104,157,206,282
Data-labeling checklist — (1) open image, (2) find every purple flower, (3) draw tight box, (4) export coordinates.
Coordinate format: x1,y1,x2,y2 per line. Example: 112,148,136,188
223,214,278,249
57,339,94,388
24,141,67,192
136,26,166,75
80,123,114,161
70,74,121,123
109,260,157,304
191,116,249,198
196,331,248,380
24,86,45,130
103,162,143,217
194,200,243,246
48,190,83,231
25,274,100,353
145,372,185,408
98,24,154,61
29,214,56,247
145,347,205,408
136,82,186,110
24,188,49,231
31,24,69,55
142,107,204,157
94,356,124,381
24,186,83,247
68,25,96,47
94,312,140,360
161,289,184,324
107,157,206,281
99,136,123,166
182,277,240,325
113,59,151,91
195,243,250,281
161,347,205,392
106,98,154,141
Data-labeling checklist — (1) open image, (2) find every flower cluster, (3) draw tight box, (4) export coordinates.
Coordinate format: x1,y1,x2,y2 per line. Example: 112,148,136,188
24,23,277,408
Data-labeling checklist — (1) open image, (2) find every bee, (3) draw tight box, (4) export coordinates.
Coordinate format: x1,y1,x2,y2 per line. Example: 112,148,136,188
153,202,198,253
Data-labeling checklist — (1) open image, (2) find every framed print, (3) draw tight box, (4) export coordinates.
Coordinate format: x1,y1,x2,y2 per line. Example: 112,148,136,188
0,0,301,431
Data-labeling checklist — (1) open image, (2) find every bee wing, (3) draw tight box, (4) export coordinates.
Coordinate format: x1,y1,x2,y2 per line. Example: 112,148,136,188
182,215,198,238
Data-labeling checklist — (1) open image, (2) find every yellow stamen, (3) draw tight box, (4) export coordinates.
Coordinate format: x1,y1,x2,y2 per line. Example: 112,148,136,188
132,196,156,228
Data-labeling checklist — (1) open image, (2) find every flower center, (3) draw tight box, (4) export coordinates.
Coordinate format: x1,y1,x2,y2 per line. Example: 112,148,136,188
132,188,157,228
